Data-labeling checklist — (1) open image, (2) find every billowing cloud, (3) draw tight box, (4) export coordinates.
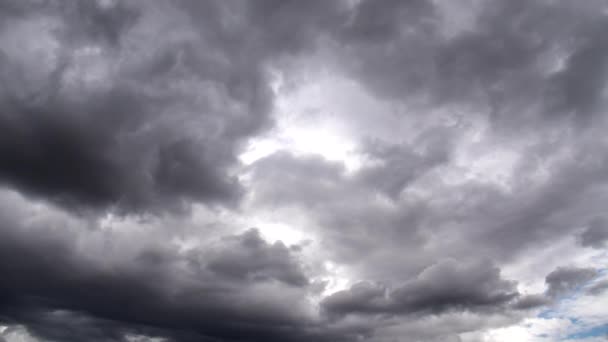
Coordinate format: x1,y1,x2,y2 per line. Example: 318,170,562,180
0,191,332,342
1,1,608,341
0,0,349,213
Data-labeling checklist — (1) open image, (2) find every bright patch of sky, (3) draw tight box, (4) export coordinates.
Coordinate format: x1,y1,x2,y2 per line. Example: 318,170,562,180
239,71,362,171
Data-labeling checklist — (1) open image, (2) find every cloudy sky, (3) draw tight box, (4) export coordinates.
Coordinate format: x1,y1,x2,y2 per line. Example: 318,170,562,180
1,1,608,341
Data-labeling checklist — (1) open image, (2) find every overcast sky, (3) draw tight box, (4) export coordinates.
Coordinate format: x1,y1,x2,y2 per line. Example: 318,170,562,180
1,1,608,342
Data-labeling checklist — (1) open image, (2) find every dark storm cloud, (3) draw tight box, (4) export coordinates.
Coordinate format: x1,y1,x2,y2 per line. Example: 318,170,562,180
545,266,597,298
0,0,351,214
322,259,518,317
2,0,608,341
0,200,350,342
0,1,238,212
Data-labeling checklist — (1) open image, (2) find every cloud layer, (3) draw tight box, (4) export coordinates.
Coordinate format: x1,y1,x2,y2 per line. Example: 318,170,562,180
1,1,607,342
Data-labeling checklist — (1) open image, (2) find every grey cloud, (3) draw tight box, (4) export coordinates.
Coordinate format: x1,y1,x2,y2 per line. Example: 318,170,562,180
250,152,431,280
322,259,518,317
0,0,350,214
580,217,608,249
206,228,309,287
545,17,608,121
363,309,523,342
587,280,608,296
0,199,343,342
1,313,149,342
249,133,608,282
0,1,244,213
411,135,608,264
249,152,349,209
510,294,550,311
545,266,597,298
344,0,608,123
389,259,518,314
321,281,389,317
2,1,608,341
334,0,438,100
356,133,452,200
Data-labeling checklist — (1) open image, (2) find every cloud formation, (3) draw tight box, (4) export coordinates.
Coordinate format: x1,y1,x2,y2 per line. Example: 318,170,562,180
0,191,327,342
0,0,337,213
322,259,518,317
545,266,597,298
1,1,608,341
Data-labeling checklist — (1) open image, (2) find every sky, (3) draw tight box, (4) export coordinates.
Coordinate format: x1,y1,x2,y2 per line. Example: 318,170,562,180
0,1,607,342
